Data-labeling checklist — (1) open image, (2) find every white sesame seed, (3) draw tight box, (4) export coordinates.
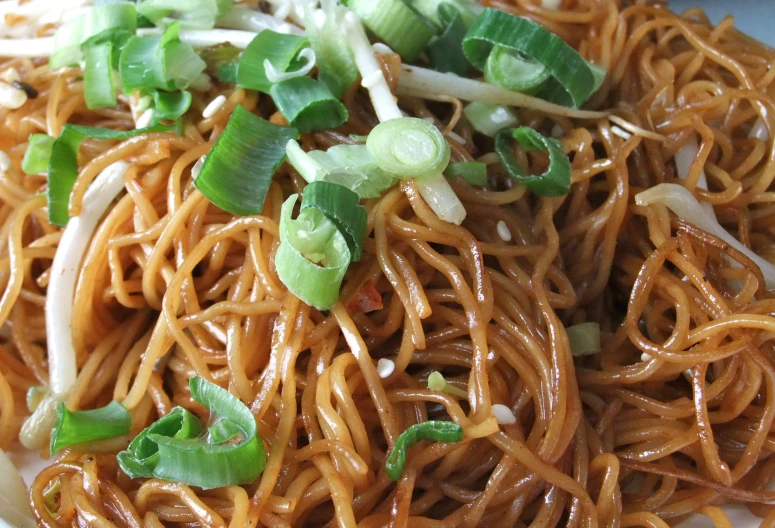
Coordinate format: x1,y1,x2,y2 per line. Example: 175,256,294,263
203,95,227,119
448,131,466,145
0,82,26,109
377,358,395,379
641,352,652,362
0,68,20,84
0,150,10,172
492,404,517,425
541,0,562,9
611,125,632,140
487,349,496,361
372,43,394,56
550,124,564,138
496,221,512,242
136,109,154,129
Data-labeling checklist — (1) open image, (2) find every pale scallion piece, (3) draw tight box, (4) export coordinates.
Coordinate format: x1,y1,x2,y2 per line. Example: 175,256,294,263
566,322,601,357
22,134,54,175
366,117,451,180
427,371,468,398
463,101,518,137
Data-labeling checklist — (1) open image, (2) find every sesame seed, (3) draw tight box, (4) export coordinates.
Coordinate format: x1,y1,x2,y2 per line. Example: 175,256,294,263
377,358,395,379
0,151,10,172
136,109,154,129
641,352,652,362
492,404,517,425
550,124,564,138
448,131,466,145
203,95,227,119
0,82,26,109
496,221,512,242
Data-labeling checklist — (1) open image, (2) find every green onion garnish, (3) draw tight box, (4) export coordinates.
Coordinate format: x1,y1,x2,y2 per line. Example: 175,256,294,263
484,46,551,94
567,322,601,357
50,401,131,455
301,181,367,262
445,162,487,187
462,8,597,108
194,105,298,216
136,0,233,30
386,421,464,481
494,126,571,197
119,21,206,94
413,0,483,28
427,371,468,398
83,41,118,109
305,5,358,98
463,101,518,137
286,141,396,199
21,134,54,175
118,377,266,490
48,122,176,226
200,43,242,84
270,76,349,133
426,4,471,75
343,0,437,61
236,30,309,94
152,90,192,122
50,3,137,69
366,117,451,180
276,194,351,311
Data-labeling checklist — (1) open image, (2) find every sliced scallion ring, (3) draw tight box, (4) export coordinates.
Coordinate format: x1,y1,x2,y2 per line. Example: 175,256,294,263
301,181,367,262
494,126,571,196
50,401,131,455
269,76,348,133
366,117,451,180
484,46,551,94
445,162,487,187
236,30,309,94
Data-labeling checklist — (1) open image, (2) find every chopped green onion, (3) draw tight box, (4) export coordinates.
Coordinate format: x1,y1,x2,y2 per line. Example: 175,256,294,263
427,4,471,75
306,5,358,98
366,117,450,180
494,126,570,197
50,401,131,455
413,0,483,28
276,194,351,311
343,0,437,62
50,3,137,69
301,181,367,262
427,371,468,398
269,76,348,133
119,21,206,94
136,0,233,29
83,41,117,109
386,421,463,480
567,322,601,357
588,61,607,93
118,377,266,489
445,162,487,187
22,134,54,175
47,122,176,226
463,101,518,137
286,141,396,199
416,173,467,225
194,105,299,216
484,46,551,94
236,30,309,94
26,386,48,413
462,8,596,108
152,90,192,122
200,43,241,83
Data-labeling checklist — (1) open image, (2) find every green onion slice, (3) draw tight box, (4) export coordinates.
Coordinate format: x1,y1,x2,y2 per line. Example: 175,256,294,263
136,0,232,29
200,43,241,83
567,322,601,357
484,46,551,94
236,30,309,94
462,8,596,108
366,117,451,180
343,0,437,62
305,5,358,98
276,194,351,311
445,162,487,187
83,41,118,110
194,105,299,216
48,122,176,226
50,3,137,69
118,377,266,489
413,0,482,28
119,21,206,94
270,76,348,134
22,134,55,175
286,141,396,199
153,90,192,122
427,4,471,76
50,401,131,455
386,421,463,480
301,181,367,262
494,126,570,197
463,101,518,137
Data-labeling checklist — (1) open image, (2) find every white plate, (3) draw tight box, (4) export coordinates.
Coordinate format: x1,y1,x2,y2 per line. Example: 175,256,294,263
4,2,773,528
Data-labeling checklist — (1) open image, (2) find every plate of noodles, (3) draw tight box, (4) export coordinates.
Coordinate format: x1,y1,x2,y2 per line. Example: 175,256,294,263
2,0,775,527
